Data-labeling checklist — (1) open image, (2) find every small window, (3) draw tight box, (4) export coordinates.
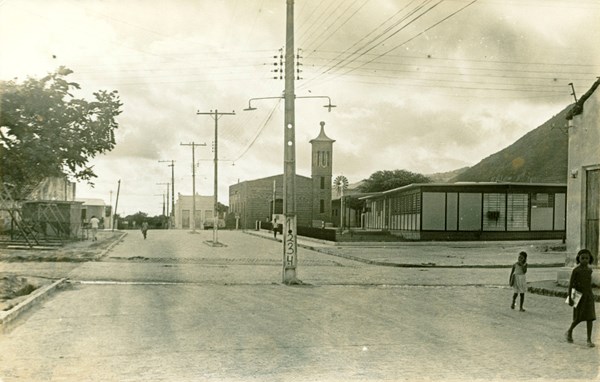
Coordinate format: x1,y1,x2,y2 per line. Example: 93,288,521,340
320,177,325,189
320,199,325,213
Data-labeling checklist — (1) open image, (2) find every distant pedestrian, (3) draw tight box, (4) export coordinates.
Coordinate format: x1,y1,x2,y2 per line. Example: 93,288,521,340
509,251,528,311
274,224,280,239
89,215,100,241
141,221,149,239
566,249,596,347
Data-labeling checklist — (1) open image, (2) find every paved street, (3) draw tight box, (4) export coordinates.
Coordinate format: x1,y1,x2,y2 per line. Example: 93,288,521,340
0,230,597,381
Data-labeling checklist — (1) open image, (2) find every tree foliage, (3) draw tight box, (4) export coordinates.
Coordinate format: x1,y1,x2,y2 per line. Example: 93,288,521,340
217,202,229,214
359,169,431,192
0,67,122,198
344,196,365,212
121,212,166,229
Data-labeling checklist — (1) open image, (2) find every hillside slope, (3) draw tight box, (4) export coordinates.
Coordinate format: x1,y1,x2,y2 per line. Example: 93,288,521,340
451,105,571,184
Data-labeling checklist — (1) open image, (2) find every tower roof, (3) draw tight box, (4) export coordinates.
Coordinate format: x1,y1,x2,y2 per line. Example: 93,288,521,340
310,121,335,143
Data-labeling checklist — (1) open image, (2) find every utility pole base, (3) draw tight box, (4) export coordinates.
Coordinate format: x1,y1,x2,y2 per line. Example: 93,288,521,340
283,268,302,285
283,276,303,286
203,240,226,247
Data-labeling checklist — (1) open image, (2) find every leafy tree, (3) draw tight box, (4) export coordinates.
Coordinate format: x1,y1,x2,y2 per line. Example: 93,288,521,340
217,202,229,214
359,169,431,192
0,67,122,198
125,211,149,228
345,196,365,212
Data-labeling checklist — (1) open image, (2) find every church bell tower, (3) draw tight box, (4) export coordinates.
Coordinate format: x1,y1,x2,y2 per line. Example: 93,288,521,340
310,121,335,225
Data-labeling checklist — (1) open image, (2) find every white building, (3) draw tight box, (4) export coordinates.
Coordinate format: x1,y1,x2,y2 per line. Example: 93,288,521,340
559,79,600,285
173,194,216,230
76,198,109,228
565,79,600,263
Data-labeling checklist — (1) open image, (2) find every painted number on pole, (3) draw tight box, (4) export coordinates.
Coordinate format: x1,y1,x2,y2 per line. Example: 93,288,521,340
284,215,297,269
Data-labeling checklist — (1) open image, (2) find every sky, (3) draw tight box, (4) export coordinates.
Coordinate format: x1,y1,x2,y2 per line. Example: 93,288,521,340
1,0,599,216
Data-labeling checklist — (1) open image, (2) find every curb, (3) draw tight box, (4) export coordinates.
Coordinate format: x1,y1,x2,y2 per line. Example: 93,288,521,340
244,230,564,269
527,285,600,302
0,278,67,333
299,243,563,269
97,231,128,260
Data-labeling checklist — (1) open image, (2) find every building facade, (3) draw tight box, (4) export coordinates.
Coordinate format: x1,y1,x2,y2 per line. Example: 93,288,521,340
229,174,313,229
173,194,218,229
229,122,335,230
76,198,108,228
362,182,567,241
565,79,600,265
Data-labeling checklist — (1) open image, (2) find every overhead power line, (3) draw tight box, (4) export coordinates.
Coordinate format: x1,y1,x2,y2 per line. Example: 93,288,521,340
301,0,480,90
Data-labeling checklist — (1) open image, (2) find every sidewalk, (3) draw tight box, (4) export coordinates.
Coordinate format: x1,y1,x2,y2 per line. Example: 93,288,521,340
245,229,567,268
245,229,600,301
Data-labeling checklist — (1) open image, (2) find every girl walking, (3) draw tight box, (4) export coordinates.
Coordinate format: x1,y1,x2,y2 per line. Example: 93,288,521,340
509,251,528,311
566,249,596,347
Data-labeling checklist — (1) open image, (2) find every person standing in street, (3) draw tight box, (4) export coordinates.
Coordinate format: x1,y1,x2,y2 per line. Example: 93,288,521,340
89,215,100,241
566,249,596,347
509,251,528,311
141,221,149,240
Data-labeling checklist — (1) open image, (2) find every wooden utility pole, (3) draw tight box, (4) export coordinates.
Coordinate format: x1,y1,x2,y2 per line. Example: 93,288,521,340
112,179,120,232
242,0,335,284
197,109,235,245
180,142,206,232
159,160,175,228
156,182,170,228
282,0,299,284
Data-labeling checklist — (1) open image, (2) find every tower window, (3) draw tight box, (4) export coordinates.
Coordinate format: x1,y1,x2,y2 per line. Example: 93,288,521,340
320,177,325,189
318,151,329,167
320,199,325,213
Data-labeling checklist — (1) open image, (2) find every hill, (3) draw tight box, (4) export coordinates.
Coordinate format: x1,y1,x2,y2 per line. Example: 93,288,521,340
427,167,469,183
450,104,571,184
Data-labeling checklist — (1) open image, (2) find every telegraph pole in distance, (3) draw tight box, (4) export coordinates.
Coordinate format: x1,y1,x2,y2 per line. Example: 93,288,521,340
154,193,165,218
112,180,120,232
156,182,170,228
197,109,235,246
159,160,175,228
180,141,207,233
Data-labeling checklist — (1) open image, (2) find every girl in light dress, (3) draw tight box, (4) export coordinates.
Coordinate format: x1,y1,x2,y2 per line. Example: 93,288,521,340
509,251,528,312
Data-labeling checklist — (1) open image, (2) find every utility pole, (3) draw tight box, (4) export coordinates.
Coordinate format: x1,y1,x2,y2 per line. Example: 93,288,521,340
282,0,299,284
159,160,175,228
272,180,276,217
180,142,207,233
109,190,113,230
197,109,235,246
112,180,120,232
157,182,170,228
568,82,578,102
154,193,165,217
242,0,335,284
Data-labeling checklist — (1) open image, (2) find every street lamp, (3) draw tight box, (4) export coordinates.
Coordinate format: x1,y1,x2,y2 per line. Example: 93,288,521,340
244,96,336,112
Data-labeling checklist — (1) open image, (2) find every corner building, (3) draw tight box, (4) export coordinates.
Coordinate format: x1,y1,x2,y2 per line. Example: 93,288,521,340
229,122,335,230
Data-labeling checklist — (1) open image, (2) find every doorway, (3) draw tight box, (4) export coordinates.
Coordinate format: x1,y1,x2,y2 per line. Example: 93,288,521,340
586,169,599,265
